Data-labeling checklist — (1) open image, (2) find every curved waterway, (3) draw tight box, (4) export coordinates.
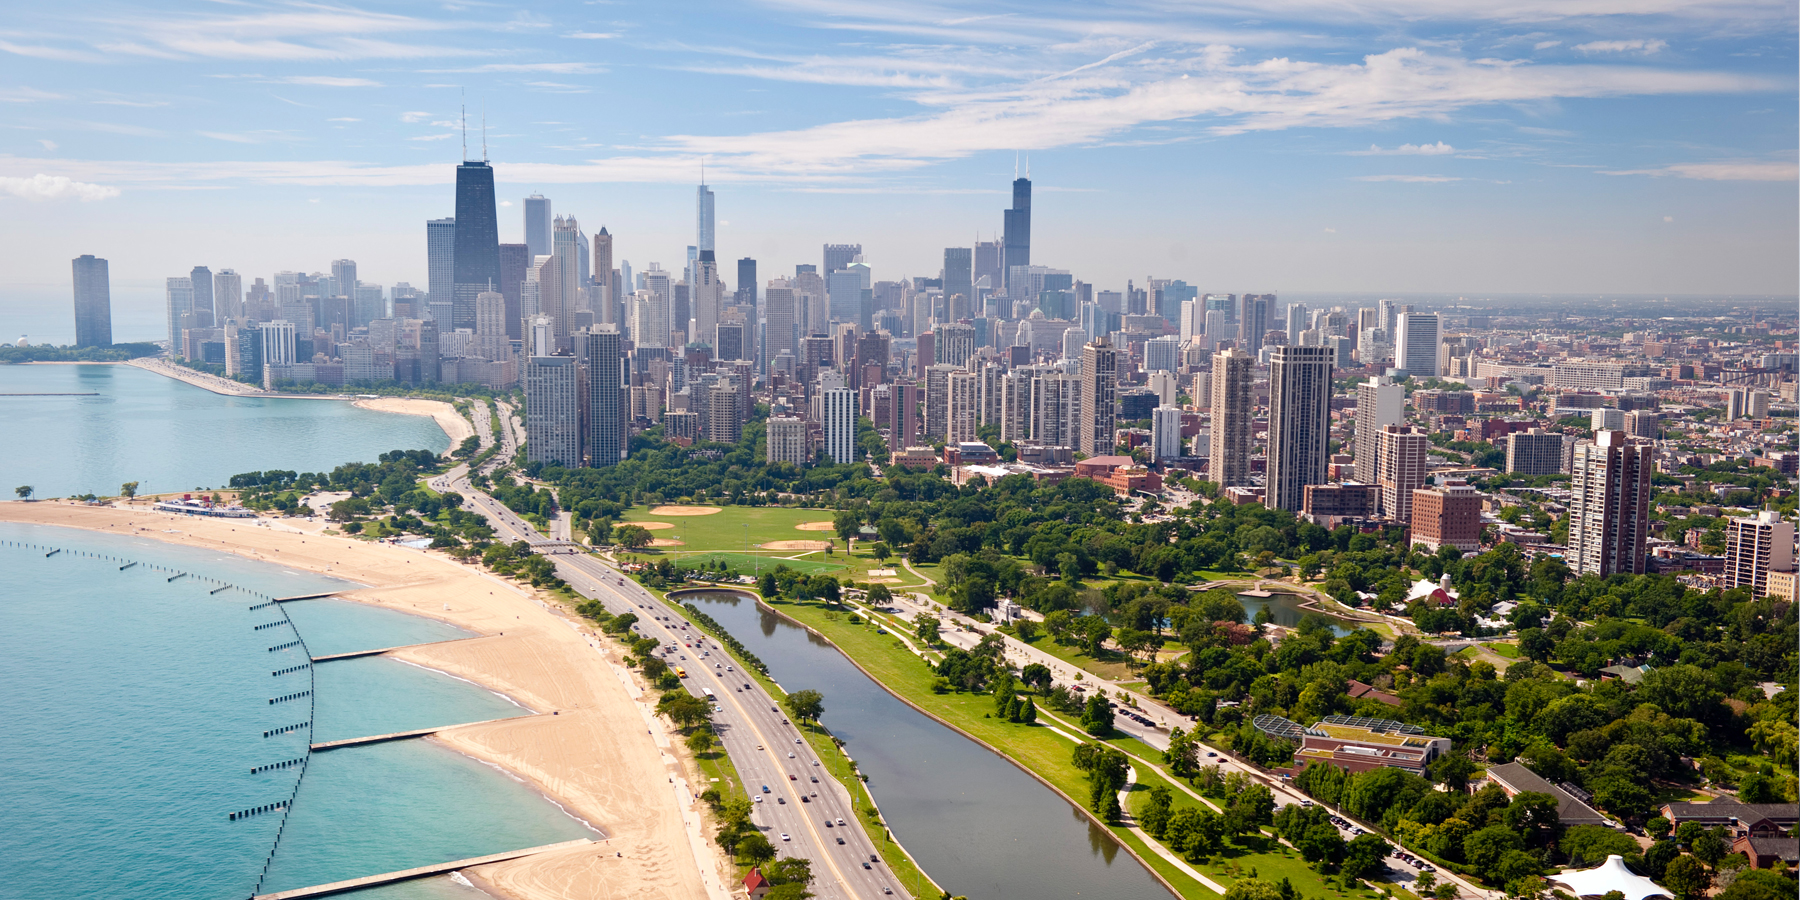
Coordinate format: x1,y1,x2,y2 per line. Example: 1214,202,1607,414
0,363,449,499
682,590,1176,900
0,523,593,900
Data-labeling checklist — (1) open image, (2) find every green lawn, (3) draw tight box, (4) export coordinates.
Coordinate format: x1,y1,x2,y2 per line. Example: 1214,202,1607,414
1012,631,1139,682
1482,642,1521,659
634,550,847,577
618,505,925,586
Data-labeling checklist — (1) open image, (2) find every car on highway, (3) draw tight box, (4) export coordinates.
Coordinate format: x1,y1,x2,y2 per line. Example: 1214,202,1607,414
836,818,846,826
761,785,770,793
836,837,846,845
780,833,790,842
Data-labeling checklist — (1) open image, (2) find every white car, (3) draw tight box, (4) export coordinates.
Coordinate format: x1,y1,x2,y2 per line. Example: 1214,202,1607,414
780,833,791,842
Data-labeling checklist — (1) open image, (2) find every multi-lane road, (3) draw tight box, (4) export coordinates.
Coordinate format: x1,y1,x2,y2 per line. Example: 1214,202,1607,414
426,447,899,900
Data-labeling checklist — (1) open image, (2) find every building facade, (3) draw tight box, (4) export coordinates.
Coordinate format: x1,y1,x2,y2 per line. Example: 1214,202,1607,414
525,355,581,468
1265,345,1335,512
1569,431,1652,577
71,255,112,348
1209,348,1254,487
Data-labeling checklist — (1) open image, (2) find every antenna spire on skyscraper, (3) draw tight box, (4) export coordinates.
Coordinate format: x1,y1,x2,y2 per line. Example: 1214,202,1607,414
481,103,487,162
460,89,467,161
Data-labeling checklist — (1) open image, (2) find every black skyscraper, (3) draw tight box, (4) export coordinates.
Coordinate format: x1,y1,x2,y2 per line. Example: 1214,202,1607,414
497,243,530,341
452,160,500,332
1002,173,1031,296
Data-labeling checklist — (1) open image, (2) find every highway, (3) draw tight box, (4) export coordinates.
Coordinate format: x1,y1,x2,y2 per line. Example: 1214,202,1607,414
426,435,898,900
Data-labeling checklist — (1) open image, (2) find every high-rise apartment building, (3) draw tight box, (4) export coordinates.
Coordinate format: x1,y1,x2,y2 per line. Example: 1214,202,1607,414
524,194,552,258
947,370,980,444
1144,336,1181,373
525,354,581,469
452,160,500,331
692,251,723,346
1265,345,1335,512
1078,336,1120,458
1209,348,1254,487
1031,370,1075,448
592,228,614,324
586,326,626,467
426,217,456,311
1394,311,1440,377
1375,425,1430,521
1002,174,1031,295
71,255,112,348
1152,406,1184,460
819,371,857,464
214,269,244,322
974,239,1002,296
1180,300,1204,343
938,323,976,368
474,291,510,362
1569,431,1652,577
497,243,530,339
261,319,297,368
1506,429,1567,475
1728,388,1771,421
189,266,215,328
924,364,955,440
1239,294,1271,356
1353,376,1405,483
165,276,195,352
1727,511,1795,596
1286,303,1308,346
764,282,798,365
1410,482,1483,553
767,416,809,466
943,248,973,316
696,180,715,253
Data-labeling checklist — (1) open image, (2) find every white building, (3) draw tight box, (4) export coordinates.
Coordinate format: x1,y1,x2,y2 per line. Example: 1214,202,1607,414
819,371,858,464
1152,406,1184,460
767,415,809,466
1394,312,1440,377
1353,376,1405,483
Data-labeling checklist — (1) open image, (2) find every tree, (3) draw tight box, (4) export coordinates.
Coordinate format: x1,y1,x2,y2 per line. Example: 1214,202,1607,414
1341,833,1393,882
120,481,138,499
866,583,893,606
737,831,776,866
1502,791,1563,847
1431,752,1478,793
871,542,892,563
1020,663,1052,692
784,689,825,726
915,615,941,646
686,728,715,754
763,857,814,887
613,524,654,549
1690,827,1728,867
657,692,712,729
14,485,32,499
1081,693,1114,736
1464,826,1525,880
1661,855,1710,900
1165,727,1201,779
1224,880,1284,900
834,509,863,543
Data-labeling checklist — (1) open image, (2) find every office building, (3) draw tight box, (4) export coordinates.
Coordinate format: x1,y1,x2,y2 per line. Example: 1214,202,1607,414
165,276,195,352
497,243,530,339
819,371,857,464
1152,406,1184,460
524,194,552,258
1394,311,1440,377
1145,335,1181,372
1569,431,1652,577
823,244,861,280
974,239,1002,296
1239,294,1271,356
261,319,297,367
1002,172,1031,294
943,248,973,316
353,283,385,330
1726,511,1795,596
938,323,976,368
71,255,112,348
474,291,510,362
1209,349,1254,487
764,282,798,364
426,217,456,310
213,269,244,322
1265,345,1335,512
1411,482,1484,553
452,159,500,331
586,326,626,467
592,229,614,324
1375,425,1430,521
1286,303,1308,346
696,179,715,253
692,251,723,346
947,370,980,444
189,266,215,328
1179,299,1204,343
525,354,581,468
1590,407,1626,432
767,416,809,466
1506,429,1567,476
1353,376,1405,483
1078,336,1120,458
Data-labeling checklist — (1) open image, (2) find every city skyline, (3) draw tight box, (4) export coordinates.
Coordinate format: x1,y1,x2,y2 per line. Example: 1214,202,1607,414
0,0,1796,344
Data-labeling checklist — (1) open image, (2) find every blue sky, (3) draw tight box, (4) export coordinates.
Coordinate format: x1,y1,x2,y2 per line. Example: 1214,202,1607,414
1,0,1795,341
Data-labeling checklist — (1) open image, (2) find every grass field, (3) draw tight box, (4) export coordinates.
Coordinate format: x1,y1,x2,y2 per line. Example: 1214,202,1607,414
1012,630,1139,681
617,505,930,587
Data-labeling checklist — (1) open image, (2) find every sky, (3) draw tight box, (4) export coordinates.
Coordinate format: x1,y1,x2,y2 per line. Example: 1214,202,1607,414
1,0,1795,343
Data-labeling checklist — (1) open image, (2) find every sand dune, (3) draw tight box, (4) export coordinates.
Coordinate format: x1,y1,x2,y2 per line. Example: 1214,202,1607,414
0,501,730,900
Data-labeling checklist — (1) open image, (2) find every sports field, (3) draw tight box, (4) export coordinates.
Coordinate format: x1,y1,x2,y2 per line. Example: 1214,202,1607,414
615,505,924,586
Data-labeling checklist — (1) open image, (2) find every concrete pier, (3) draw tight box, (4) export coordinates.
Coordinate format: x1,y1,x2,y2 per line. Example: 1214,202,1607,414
274,592,339,603
252,838,593,899
309,636,481,663
309,714,535,751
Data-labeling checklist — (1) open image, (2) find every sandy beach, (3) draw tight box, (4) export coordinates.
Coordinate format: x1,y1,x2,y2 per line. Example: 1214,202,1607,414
352,397,475,446
1,500,727,900
124,357,268,396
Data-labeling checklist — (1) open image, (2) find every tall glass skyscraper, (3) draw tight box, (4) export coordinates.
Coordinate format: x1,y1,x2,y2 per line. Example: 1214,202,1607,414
696,181,715,253
426,217,455,315
71,255,112,348
452,160,499,332
523,193,551,258
1003,173,1031,295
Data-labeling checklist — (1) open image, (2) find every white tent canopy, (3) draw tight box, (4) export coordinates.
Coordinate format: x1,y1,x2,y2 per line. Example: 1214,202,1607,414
1548,855,1671,900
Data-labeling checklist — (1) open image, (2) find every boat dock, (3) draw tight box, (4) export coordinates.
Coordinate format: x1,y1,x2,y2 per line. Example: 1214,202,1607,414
252,839,593,899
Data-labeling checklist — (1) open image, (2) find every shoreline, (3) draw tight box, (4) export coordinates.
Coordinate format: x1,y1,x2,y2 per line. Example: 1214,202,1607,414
351,397,474,446
0,501,728,900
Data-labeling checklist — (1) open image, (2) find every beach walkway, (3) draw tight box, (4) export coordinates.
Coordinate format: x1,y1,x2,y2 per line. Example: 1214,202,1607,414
252,838,594,899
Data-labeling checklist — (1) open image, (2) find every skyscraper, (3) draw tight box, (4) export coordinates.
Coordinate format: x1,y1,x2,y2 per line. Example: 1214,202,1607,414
1394,312,1441,377
946,370,980,444
330,259,357,301
1375,424,1429,521
943,248,972,317
1003,171,1031,295
696,180,715,253
1264,345,1335,512
1153,406,1184,460
586,326,626,467
974,239,1002,296
524,194,551,258
452,160,500,331
474,291,510,362
1209,349,1254,488
190,266,215,328
1286,303,1308,346
1144,336,1181,372
823,244,860,279
165,276,194,353
214,269,243,322
819,371,857,464
1078,336,1119,458
497,243,530,340
1238,294,1270,357
1353,376,1405,483
692,251,722,346
1726,510,1795,596
736,256,757,310
71,255,112,348
764,281,798,365
426,217,456,314
1568,430,1652,577
592,228,614,323
525,354,581,469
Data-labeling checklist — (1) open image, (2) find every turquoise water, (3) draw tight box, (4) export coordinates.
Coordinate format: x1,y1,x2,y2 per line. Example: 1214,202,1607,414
0,523,595,899
0,363,448,499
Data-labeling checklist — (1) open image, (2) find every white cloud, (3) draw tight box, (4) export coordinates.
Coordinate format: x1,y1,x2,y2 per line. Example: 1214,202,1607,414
1323,226,1337,232
327,117,361,122
1354,174,1462,182
430,62,607,74
1601,161,1797,180
408,133,456,142
0,87,63,102
1353,141,1457,155
1573,39,1669,53
400,111,432,123
37,139,57,151
1534,40,1562,49
278,76,382,87
0,173,119,201
566,31,618,39
500,200,513,206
